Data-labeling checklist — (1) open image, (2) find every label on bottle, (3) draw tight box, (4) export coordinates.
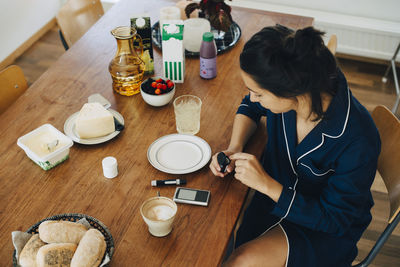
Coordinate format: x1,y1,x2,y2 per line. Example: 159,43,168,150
200,57,217,79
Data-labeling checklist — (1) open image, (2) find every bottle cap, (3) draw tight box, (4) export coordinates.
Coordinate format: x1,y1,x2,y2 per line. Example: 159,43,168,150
102,156,118,179
202,32,214,42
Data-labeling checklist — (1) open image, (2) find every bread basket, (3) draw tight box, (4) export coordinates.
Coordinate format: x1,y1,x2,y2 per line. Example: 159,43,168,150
13,213,114,266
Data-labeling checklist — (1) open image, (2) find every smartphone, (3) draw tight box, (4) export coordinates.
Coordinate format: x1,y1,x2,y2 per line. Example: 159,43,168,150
173,187,211,206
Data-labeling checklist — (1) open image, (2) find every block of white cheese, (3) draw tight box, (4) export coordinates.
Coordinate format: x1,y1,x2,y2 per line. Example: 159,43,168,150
75,103,115,139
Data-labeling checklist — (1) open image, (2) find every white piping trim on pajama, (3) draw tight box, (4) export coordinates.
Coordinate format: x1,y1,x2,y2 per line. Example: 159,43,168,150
282,113,298,176
278,223,290,267
258,185,297,235
282,188,297,219
239,104,249,108
260,219,282,237
300,163,335,176
259,222,290,267
296,87,351,164
282,113,299,220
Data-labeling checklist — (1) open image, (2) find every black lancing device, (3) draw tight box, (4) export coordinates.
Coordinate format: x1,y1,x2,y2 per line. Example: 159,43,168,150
217,152,231,173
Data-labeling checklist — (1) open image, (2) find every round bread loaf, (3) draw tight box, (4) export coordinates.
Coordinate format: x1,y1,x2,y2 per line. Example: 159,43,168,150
38,220,87,244
36,243,77,267
19,234,46,267
70,228,106,267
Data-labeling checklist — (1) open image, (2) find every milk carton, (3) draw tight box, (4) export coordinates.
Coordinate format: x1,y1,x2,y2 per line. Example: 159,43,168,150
131,15,154,75
162,21,185,83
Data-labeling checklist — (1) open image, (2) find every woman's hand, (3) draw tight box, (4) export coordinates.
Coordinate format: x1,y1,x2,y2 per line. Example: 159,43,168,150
230,152,283,202
230,152,269,190
209,150,236,178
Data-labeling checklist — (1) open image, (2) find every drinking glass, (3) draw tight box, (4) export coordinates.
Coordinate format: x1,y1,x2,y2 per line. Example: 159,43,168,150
183,18,211,53
173,95,202,135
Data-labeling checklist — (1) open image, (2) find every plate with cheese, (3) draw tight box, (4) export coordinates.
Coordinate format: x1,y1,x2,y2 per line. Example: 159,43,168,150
64,102,125,145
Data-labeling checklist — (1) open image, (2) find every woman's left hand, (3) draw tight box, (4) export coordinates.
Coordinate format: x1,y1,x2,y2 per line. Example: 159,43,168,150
230,152,270,192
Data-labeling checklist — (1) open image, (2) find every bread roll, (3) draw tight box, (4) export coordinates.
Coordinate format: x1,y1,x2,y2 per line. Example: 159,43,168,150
38,220,87,244
19,234,46,267
70,229,106,267
36,243,77,267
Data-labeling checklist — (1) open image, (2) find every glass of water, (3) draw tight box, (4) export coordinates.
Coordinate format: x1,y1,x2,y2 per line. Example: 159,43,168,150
173,95,202,135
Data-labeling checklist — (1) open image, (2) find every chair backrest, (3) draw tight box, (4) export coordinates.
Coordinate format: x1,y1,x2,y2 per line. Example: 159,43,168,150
371,105,400,224
327,34,337,55
56,0,104,48
0,65,28,114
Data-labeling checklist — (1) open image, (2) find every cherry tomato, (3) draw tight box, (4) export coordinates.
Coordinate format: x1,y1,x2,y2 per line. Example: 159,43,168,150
162,84,167,90
167,81,174,88
157,83,163,89
151,82,157,88
156,78,163,83
155,88,161,95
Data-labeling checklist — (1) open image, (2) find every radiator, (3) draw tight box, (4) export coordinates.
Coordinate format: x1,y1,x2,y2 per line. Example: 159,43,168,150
229,0,400,61
316,22,400,61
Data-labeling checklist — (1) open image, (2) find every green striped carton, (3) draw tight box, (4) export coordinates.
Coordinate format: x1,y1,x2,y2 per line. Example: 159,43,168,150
162,21,185,83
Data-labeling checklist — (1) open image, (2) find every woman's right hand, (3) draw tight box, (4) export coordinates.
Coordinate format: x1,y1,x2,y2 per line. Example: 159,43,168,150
209,150,237,178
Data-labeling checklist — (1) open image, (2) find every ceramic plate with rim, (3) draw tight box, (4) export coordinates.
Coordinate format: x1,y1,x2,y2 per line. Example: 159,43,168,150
64,109,124,145
147,134,212,174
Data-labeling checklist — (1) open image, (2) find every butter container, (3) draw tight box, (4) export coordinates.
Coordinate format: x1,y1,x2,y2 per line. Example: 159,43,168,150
162,21,185,83
17,124,73,170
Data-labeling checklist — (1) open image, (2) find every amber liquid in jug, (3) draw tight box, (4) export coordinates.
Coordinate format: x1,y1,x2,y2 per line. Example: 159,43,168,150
109,26,145,96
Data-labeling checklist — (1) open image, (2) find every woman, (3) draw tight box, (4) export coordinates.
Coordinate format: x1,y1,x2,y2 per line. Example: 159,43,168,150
210,25,381,267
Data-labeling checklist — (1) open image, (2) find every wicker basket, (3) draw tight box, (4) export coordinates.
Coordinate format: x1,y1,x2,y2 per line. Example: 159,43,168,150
13,213,114,266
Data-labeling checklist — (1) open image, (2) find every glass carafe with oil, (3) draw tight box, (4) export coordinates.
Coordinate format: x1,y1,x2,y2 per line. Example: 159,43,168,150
109,26,145,96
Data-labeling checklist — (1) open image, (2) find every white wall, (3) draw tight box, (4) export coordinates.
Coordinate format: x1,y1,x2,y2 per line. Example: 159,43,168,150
0,0,61,64
230,0,400,60
248,0,400,23
1,0,399,64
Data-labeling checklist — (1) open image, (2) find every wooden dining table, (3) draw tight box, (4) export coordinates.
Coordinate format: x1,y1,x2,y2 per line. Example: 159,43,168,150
0,0,312,265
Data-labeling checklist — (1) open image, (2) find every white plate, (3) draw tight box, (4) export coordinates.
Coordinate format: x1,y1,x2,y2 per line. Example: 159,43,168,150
64,109,124,145
147,134,212,174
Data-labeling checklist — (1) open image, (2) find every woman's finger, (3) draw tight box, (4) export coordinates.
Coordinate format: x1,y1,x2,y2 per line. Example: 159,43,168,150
234,159,249,167
212,159,221,172
230,152,254,161
234,172,243,182
235,166,244,174
226,162,234,173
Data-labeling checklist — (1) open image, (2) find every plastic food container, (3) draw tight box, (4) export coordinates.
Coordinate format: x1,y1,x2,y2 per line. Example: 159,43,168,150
17,124,73,170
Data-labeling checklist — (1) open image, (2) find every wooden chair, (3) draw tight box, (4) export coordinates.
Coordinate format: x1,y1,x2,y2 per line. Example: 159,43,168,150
56,0,104,50
327,34,337,55
353,105,400,266
0,65,28,114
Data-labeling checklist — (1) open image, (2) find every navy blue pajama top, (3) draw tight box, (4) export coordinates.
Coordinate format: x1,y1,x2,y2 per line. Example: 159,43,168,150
235,71,381,265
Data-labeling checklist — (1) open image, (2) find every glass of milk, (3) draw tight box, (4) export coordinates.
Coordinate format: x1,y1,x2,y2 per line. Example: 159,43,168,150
183,18,211,53
140,196,178,237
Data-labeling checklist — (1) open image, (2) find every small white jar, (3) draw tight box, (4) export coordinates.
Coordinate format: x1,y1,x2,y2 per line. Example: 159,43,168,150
102,156,118,179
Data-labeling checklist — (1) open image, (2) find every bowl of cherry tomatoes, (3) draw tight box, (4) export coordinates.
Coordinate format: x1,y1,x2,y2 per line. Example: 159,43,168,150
140,77,175,107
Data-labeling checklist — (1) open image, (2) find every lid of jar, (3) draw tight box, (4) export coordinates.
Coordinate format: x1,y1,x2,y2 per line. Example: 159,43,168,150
202,32,214,42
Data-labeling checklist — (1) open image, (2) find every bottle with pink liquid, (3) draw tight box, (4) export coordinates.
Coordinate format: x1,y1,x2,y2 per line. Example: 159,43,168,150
200,32,217,79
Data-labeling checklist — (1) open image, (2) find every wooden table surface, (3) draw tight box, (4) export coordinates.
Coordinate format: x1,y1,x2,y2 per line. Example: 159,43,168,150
0,1,312,265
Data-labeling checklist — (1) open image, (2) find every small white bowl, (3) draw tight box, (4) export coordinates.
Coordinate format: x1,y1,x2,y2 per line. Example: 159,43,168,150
17,124,73,170
140,77,175,107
